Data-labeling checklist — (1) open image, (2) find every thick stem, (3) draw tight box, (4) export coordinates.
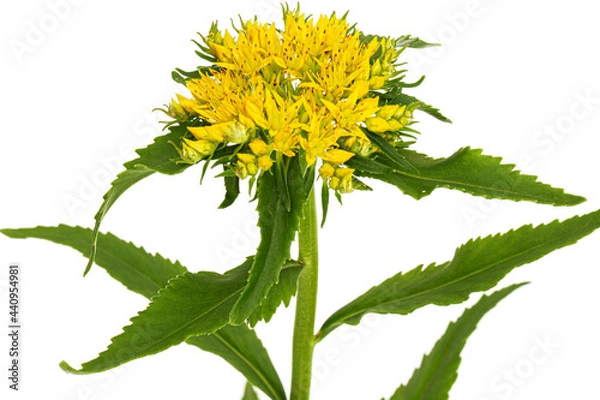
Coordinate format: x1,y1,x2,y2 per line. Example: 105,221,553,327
290,189,319,400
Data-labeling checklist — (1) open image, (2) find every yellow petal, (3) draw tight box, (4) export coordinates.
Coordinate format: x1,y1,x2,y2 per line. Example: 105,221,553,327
321,149,354,165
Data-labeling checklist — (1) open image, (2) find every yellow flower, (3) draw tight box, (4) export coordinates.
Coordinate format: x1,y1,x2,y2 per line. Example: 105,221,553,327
168,5,420,189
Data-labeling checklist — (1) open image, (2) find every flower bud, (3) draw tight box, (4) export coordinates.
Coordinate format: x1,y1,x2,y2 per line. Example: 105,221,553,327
320,148,354,165
235,153,259,179
334,167,355,193
258,155,274,171
318,162,335,179
169,99,188,120
180,138,217,163
249,138,272,156
366,116,393,133
225,121,250,144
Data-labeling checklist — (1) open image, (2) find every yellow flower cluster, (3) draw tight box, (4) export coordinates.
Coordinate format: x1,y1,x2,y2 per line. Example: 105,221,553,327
172,7,409,193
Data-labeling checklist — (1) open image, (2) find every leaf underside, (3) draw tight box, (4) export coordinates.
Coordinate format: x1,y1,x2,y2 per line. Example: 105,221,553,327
318,208,600,340
390,284,526,400
349,147,584,206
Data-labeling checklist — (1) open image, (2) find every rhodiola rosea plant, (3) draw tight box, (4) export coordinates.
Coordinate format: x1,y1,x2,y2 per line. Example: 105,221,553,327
2,4,600,399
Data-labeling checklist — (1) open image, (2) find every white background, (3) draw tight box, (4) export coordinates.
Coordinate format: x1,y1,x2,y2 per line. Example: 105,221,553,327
1,1,600,399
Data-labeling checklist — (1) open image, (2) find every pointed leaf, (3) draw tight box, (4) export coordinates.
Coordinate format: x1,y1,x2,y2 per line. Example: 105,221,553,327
1,224,185,298
60,260,252,374
230,157,307,324
1,225,287,399
350,147,585,206
220,174,241,209
317,208,600,341
390,284,525,400
242,382,260,400
362,128,418,173
85,124,192,275
395,35,440,49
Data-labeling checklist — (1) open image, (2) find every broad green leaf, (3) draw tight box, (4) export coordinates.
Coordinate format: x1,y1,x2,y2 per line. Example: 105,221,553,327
0,225,286,399
85,124,192,275
317,208,600,341
4,227,288,397
349,147,585,206
242,382,260,400
230,157,307,324
389,283,525,400
60,260,252,374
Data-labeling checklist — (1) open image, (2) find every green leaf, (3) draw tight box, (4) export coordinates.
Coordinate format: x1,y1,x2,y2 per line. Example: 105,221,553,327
248,261,303,326
362,128,418,173
242,382,260,400
85,124,192,275
389,284,526,400
321,180,330,228
351,147,585,206
230,157,307,324
219,174,241,209
60,259,252,374
189,326,286,400
1,225,287,400
317,208,600,341
1,224,186,298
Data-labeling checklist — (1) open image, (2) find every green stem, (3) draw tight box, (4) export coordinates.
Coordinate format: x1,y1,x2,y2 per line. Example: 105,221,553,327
290,188,319,400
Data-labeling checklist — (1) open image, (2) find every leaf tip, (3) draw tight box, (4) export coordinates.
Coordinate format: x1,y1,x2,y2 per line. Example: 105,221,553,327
83,256,94,277
59,361,81,374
